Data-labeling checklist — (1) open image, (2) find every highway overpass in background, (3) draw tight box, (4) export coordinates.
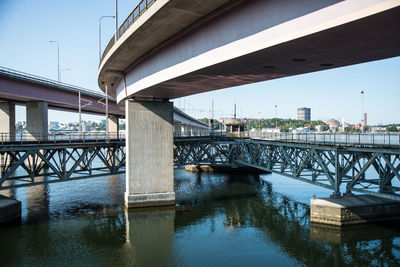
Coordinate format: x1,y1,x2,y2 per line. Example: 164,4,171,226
0,66,209,140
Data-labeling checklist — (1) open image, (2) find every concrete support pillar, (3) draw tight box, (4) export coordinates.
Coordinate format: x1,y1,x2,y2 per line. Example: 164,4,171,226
107,115,119,139
125,100,175,208
0,102,15,142
26,102,48,141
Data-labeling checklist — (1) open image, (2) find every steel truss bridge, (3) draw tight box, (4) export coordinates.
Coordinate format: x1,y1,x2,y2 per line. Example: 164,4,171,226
1,136,400,201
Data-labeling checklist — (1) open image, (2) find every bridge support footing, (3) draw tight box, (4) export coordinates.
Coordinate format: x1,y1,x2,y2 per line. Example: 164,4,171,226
0,195,21,224
310,194,400,226
125,100,175,208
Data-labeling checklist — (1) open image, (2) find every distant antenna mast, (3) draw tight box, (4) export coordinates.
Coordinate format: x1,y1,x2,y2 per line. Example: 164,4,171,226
212,100,214,123
234,102,236,119
209,100,214,135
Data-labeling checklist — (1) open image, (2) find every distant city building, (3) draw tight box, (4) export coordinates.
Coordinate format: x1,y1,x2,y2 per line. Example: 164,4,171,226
297,107,311,121
261,128,280,133
292,127,311,133
325,119,340,127
326,119,340,131
49,121,59,130
82,122,91,132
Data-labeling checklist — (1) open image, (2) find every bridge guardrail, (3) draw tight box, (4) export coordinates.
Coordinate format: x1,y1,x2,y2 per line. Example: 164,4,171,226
245,132,400,146
0,131,225,144
101,0,156,63
0,132,125,144
2,131,398,146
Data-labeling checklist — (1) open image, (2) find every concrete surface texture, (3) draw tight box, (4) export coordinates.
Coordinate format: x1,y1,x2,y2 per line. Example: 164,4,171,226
26,101,48,140
310,194,400,226
0,102,15,140
125,100,175,208
107,115,119,135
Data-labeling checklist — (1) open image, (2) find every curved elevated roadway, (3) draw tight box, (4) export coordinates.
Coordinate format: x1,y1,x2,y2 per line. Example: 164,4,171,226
99,0,400,102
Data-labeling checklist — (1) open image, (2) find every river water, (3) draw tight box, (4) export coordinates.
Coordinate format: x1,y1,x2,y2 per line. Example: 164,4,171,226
1,169,400,266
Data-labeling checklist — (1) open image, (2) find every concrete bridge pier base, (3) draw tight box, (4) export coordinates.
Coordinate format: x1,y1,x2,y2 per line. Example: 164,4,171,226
26,101,48,141
107,115,119,139
125,99,175,208
0,102,16,142
310,194,400,226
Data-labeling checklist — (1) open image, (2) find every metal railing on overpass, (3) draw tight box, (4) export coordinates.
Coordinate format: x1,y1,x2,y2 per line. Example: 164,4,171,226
0,131,224,144
246,132,400,147
0,132,124,144
1,131,400,147
101,0,156,63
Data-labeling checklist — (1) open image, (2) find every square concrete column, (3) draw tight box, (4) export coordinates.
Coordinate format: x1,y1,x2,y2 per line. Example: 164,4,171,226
0,102,15,142
125,100,175,208
107,115,119,139
26,102,48,141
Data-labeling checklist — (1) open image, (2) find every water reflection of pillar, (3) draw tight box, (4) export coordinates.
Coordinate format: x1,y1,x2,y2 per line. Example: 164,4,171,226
107,174,123,206
125,208,175,265
26,176,50,223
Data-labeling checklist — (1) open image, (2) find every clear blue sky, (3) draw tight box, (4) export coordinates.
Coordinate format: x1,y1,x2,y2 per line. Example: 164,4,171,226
0,0,399,125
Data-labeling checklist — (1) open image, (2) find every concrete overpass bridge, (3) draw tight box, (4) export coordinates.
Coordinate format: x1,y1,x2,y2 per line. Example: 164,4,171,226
97,0,400,210
0,66,209,141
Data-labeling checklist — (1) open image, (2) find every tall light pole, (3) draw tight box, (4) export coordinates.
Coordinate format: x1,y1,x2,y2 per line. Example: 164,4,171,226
115,0,118,42
360,90,365,128
99,15,115,62
105,85,109,139
78,91,82,133
49,40,60,82
259,112,261,132
275,105,278,129
60,68,70,82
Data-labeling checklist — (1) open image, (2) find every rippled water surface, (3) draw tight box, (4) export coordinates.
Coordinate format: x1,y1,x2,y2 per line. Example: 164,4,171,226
1,169,400,266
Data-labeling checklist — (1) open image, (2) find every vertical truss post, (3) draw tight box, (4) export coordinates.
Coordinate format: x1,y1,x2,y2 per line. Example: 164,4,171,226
333,149,341,197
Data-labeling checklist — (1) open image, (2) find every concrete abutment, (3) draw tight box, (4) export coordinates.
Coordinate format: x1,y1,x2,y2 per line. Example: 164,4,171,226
125,100,175,208
310,194,400,226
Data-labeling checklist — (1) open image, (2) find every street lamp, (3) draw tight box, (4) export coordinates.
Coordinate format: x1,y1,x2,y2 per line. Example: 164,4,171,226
115,0,118,42
49,40,60,82
360,90,364,127
259,112,261,132
275,105,278,129
60,68,70,82
99,15,115,62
